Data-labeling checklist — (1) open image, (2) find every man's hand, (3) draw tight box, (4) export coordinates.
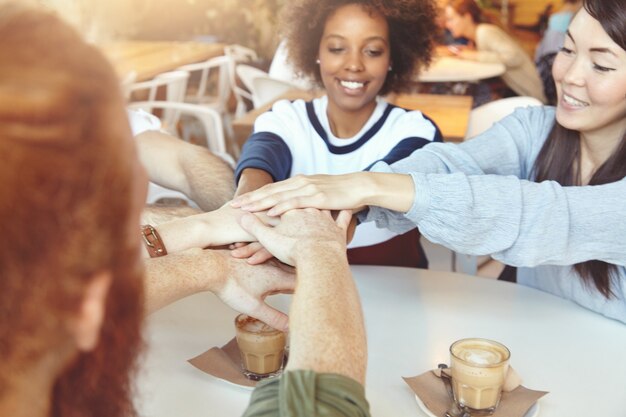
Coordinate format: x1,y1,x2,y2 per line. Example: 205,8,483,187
144,248,294,331
238,209,352,266
212,250,295,331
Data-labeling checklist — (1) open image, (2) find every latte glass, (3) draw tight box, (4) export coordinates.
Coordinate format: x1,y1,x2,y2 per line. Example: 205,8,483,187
449,338,510,415
235,314,286,380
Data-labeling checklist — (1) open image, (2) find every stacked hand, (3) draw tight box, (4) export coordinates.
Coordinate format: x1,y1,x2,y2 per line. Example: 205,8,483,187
238,208,352,267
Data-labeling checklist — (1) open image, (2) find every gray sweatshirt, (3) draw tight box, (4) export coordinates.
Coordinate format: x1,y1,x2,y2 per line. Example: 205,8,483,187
361,106,626,323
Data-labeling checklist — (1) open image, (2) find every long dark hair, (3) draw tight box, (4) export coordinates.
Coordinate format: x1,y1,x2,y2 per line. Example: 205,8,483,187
533,0,626,298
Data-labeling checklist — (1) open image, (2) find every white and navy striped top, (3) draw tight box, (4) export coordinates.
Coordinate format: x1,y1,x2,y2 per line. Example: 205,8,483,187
236,95,442,248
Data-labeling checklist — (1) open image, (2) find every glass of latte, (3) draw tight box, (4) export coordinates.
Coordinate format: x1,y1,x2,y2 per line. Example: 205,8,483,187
235,314,286,380
449,338,510,415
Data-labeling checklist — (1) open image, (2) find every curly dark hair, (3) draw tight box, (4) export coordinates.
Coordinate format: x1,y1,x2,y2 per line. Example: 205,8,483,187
279,0,439,95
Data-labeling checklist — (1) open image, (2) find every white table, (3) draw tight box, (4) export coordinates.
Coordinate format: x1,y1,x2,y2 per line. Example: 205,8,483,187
417,56,506,83
136,266,626,417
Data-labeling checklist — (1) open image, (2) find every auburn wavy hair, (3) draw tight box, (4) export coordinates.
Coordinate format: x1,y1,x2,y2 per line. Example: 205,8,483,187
446,0,484,23
0,3,144,417
279,0,439,95
533,0,626,298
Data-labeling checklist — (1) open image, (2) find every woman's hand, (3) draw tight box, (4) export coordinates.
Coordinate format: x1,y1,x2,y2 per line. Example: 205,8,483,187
231,171,415,216
231,173,369,216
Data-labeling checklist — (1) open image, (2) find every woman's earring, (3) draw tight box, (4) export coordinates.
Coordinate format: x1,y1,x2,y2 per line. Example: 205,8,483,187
316,59,320,64
388,66,392,71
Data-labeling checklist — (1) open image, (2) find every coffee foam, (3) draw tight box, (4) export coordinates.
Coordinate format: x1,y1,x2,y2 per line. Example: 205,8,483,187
457,347,504,365
236,315,280,334
451,339,509,366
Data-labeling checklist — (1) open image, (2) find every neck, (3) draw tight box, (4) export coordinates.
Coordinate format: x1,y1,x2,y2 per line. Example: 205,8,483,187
0,350,73,417
326,98,378,139
0,371,54,417
579,127,624,184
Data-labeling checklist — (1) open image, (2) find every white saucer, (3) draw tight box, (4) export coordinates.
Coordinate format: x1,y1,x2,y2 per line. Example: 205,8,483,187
217,376,255,391
414,394,540,417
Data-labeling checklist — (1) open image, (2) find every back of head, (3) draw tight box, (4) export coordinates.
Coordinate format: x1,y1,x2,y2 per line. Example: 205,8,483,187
0,3,143,416
447,0,483,23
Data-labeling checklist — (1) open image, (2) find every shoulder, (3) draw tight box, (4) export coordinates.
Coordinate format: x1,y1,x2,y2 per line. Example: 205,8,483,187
509,105,555,133
485,105,556,149
262,98,309,118
254,98,311,132
477,24,502,35
476,24,511,41
384,104,440,141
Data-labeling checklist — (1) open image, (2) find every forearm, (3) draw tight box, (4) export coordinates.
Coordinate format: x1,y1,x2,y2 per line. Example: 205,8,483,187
137,130,235,211
409,174,626,267
286,244,367,384
235,168,273,197
153,208,255,254
364,172,415,213
141,205,202,225
143,248,226,314
142,206,280,258
179,146,235,211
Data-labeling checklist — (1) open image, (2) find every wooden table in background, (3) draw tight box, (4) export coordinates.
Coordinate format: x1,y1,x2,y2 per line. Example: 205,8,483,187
416,56,505,83
232,89,473,148
100,41,225,82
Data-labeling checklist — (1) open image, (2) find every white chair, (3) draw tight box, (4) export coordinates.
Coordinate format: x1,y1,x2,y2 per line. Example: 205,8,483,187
224,44,258,64
177,55,236,153
268,39,314,90
465,96,544,139
127,101,226,154
234,64,268,113
224,44,261,115
128,70,189,103
177,55,231,116
251,75,300,108
452,96,543,275
128,70,190,128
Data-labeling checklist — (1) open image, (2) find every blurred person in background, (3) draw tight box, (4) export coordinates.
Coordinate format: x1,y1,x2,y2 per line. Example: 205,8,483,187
443,0,547,102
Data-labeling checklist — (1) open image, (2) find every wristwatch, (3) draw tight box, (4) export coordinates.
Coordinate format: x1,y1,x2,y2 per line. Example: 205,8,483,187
141,224,168,258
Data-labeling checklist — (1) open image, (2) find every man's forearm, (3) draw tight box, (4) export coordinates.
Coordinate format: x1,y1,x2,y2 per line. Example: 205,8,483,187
141,205,202,225
136,130,235,211
180,145,235,211
143,248,226,314
286,244,367,384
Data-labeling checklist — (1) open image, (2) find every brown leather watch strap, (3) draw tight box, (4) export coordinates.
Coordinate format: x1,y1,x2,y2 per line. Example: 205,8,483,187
141,224,168,258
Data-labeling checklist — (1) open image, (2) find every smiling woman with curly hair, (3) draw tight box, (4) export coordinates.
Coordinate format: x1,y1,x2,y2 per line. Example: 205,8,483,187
281,0,439,95
234,0,442,270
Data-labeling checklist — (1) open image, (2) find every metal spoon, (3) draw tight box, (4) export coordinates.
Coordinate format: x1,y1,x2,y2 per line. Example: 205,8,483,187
438,364,471,417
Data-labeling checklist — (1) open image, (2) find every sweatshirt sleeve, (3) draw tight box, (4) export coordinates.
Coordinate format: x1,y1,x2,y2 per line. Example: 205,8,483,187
405,173,626,267
360,106,626,267
235,100,299,183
